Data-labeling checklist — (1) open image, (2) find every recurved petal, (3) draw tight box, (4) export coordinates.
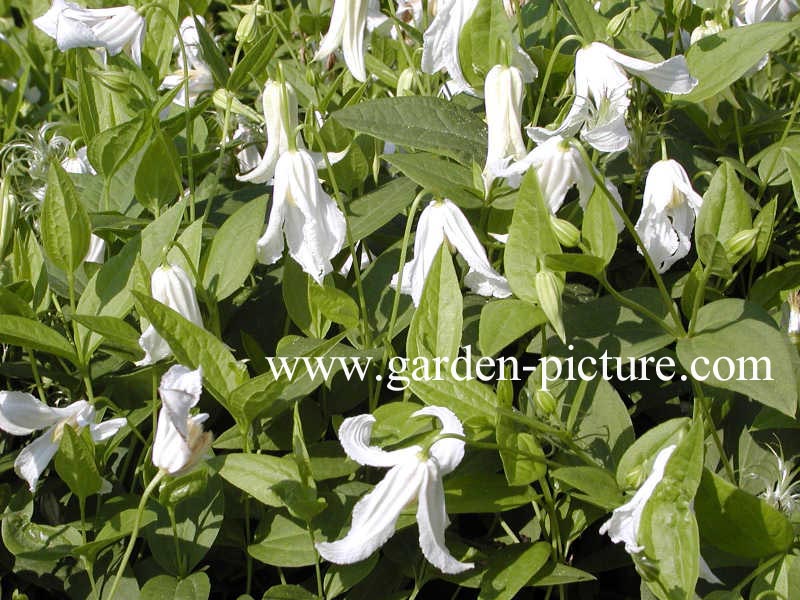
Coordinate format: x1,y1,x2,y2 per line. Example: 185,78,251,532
89,417,127,442
580,110,631,153
15,427,60,491
417,461,474,573
338,414,421,467
605,47,697,94
412,406,465,475
341,0,368,81
256,185,288,265
314,0,348,62
0,391,72,435
136,324,172,366
158,364,203,438
316,461,425,564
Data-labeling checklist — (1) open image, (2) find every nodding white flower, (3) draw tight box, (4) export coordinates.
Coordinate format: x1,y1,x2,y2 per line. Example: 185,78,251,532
634,159,703,273
421,0,537,95
0,392,125,491
755,445,800,515
496,135,624,230
237,80,300,184
734,0,799,24
152,365,213,475
137,263,204,366
60,146,95,175
528,43,697,153
314,0,386,82
484,65,527,184
316,406,474,574
391,199,511,306
600,444,722,585
34,0,146,66
256,148,347,285
160,17,214,107
231,120,263,175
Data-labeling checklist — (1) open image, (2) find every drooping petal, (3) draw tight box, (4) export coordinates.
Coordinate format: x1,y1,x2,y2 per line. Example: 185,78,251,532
158,364,203,439
413,406,465,476
89,417,126,442
257,183,288,265
137,324,172,366
699,554,722,585
484,65,527,182
314,0,348,64
150,264,203,327
602,45,698,94
0,392,78,435
580,109,631,153
599,444,676,554
338,414,422,467
416,461,474,574
315,460,426,564
341,0,369,82
420,0,479,93
15,427,60,491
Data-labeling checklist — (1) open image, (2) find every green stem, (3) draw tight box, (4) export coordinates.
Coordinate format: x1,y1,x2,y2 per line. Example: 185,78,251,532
26,348,46,403
309,522,324,600
687,261,712,336
79,495,98,598
690,379,736,482
107,470,166,600
598,273,680,338
532,35,583,128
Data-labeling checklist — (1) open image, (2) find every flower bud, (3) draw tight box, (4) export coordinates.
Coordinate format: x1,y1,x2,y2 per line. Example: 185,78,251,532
396,67,415,97
89,68,131,93
0,177,17,263
212,89,262,123
236,2,259,44
534,389,557,415
606,6,637,38
535,270,565,342
551,216,581,248
725,228,758,262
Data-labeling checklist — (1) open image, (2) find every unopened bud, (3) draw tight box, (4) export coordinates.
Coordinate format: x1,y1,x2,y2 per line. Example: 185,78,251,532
396,67,415,97
725,228,758,262
672,0,691,21
606,6,637,38
0,177,17,262
88,68,131,93
212,89,262,123
535,270,565,342
551,216,581,247
236,2,259,44
534,389,557,415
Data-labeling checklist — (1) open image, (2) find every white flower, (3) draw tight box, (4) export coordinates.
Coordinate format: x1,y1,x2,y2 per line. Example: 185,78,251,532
689,20,724,45
391,199,511,306
484,65,527,184
396,0,424,28
634,159,703,273
237,80,300,184
314,0,386,82
600,444,722,585
256,149,347,285
231,120,263,175
528,43,697,153
84,234,106,264
316,406,473,574
421,0,537,94
160,17,215,107
137,263,204,366
152,365,213,475
34,0,146,67
734,0,799,24
60,146,95,175
0,392,125,491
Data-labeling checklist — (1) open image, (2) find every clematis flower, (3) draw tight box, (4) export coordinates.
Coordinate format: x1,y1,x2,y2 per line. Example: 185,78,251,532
421,0,537,95
483,64,527,184
734,0,799,24
0,392,125,490
528,43,697,153
634,159,703,273
314,0,386,82
34,0,146,66
237,80,300,184
316,406,473,574
600,444,722,585
60,146,94,175
160,16,215,107
137,263,204,366
256,148,347,285
391,199,511,306
152,365,213,475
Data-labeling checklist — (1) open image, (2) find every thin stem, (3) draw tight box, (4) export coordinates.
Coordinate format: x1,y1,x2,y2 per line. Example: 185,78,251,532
107,470,166,600
532,35,583,128
26,348,46,403
309,522,324,600
691,379,736,483
598,273,680,338
79,495,98,598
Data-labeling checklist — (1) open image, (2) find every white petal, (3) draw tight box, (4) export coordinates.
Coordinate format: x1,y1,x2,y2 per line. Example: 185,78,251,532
158,364,203,439
603,45,698,94
338,414,421,467
580,110,631,153
315,461,425,564
416,461,473,573
84,234,106,264
256,192,288,265
314,0,348,63
420,0,478,93
0,392,74,435
89,417,126,442
136,324,172,366
412,406,465,475
698,554,722,584
15,427,60,491
150,264,204,326
341,0,368,82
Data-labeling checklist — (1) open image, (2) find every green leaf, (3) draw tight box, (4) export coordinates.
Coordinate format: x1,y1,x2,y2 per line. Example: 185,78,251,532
54,427,102,500
202,195,267,300
386,152,481,208
505,169,560,302
134,133,182,214
478,542,551,600
676,299,798,416
262,584,318,600
785,149,800,210
323,555,378,599
544,253,605,276
407,245,462,362
228,30,278,92
333,97,487,166
141,0,179,79
348,177,418,240
750,554,800,600
753,197,776,262
682,21,800,103
212,454,303,508
409,375,498,427
696,163,752,265
551,466,623,510
478,299,546,357
40,161,91,274
556,0,611,42
616,418,690,488
458,0,516,89
71,314,143,357
0,315,77,362
193,15,230,87
496,415,546,486
308,285,360,330
583,185,618,265
87,114,150,178
248,511,317,568
282,257,329,338
695,468,793,559
141,573,210,600
134,292,248,404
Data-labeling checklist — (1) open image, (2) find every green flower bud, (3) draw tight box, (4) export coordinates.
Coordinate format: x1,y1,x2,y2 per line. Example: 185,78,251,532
725,227,758,262
88,68,131,93
212,88,262,123
396,67,415,97
534,389,557,415
551,216,581,248
535,270,565,342
0,177,16,263
606,7,637,38
236,2,259,44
